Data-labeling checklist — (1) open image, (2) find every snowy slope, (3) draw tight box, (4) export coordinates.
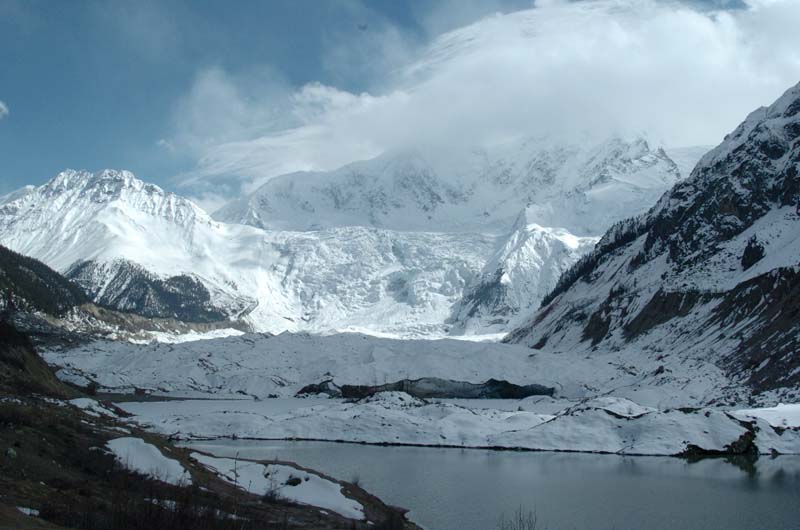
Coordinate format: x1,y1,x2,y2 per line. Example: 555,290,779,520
506,81,800,400
216,136,687,236
0,137,694,338
0,185,35,206
664,146,713,182
0,140,692,336
106,437,192,485
191,453,364,519
211,136,696,336
0,169,498,336
0,170,259,322
449,212,598,334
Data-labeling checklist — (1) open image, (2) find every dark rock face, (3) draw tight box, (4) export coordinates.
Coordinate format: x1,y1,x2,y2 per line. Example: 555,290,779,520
0,321,76,398
297,377,555,400
713,267,800,394
450,270,514,327
67,259,250,323
622,290,709,340
506,82,800,400
741,236,765,270
682,416,759,457
296,379,342,397
0,244,87,316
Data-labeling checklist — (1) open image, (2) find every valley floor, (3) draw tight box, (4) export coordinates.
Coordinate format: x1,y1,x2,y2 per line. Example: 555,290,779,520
40,331,800,457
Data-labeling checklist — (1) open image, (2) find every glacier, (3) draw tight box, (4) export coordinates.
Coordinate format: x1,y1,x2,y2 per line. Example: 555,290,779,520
0,137,700,338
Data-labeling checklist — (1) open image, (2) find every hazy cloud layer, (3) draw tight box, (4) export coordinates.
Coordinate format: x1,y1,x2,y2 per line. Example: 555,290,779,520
0,100,8,119
169,0,800,198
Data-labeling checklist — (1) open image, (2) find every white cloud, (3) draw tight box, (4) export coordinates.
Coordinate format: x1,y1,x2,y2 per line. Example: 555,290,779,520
156,138,175,153
170,0,800,196
0,100,8,119
186,191,231,214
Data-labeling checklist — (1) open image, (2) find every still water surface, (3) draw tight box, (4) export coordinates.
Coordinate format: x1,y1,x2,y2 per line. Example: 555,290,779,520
187,440,800,530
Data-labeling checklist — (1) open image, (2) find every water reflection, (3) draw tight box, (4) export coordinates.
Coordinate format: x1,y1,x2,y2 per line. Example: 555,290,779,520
186,440,800,530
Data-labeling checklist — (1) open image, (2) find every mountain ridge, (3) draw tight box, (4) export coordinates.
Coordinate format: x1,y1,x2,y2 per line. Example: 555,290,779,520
506,81,800,402
216,136,693,236
0,136,704,338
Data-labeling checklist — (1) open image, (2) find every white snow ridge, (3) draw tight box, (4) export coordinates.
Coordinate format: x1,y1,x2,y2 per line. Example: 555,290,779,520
0,135,696,339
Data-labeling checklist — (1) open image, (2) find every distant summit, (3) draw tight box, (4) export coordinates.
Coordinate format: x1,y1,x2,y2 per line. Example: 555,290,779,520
216,135,693,235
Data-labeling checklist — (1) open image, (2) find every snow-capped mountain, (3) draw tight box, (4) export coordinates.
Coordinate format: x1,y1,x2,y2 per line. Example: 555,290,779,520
0,169,256,323
506,82,800,402
216,136,687,235
0,169,213,272
0,185,35,206
0,169,495,336
0,136,701,338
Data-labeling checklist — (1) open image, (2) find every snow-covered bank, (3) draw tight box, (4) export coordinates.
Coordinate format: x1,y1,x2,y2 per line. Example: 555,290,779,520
106,437,192,485
734,403,800,429
118,394,800,456
191,453,364,520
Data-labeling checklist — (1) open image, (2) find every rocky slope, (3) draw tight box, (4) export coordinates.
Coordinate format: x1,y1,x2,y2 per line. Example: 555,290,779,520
0,244,88,316
0,321,77,398
66,259,251,323
0,242,248,343
0,324,417,530
506,82,800,403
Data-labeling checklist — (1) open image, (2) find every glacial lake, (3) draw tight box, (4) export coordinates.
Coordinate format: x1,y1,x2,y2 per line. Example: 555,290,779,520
187,439,800,530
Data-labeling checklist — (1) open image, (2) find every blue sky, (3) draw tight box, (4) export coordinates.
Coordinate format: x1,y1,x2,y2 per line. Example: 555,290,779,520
2,0,798,207
0,0,531,194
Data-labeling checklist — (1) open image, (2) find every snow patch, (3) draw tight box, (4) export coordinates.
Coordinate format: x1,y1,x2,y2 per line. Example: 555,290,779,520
191,452,364,520
734,404,800,429
69,398,119,418
106,437,191,485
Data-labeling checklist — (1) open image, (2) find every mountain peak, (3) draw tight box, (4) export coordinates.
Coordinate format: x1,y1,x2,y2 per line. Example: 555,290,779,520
767,80,800,119
0,169,214,273
30,168,210,223
44,169,152,196
699,81,800,173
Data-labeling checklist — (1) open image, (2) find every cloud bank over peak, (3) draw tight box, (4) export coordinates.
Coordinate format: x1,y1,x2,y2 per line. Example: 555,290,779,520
169,0,800,200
